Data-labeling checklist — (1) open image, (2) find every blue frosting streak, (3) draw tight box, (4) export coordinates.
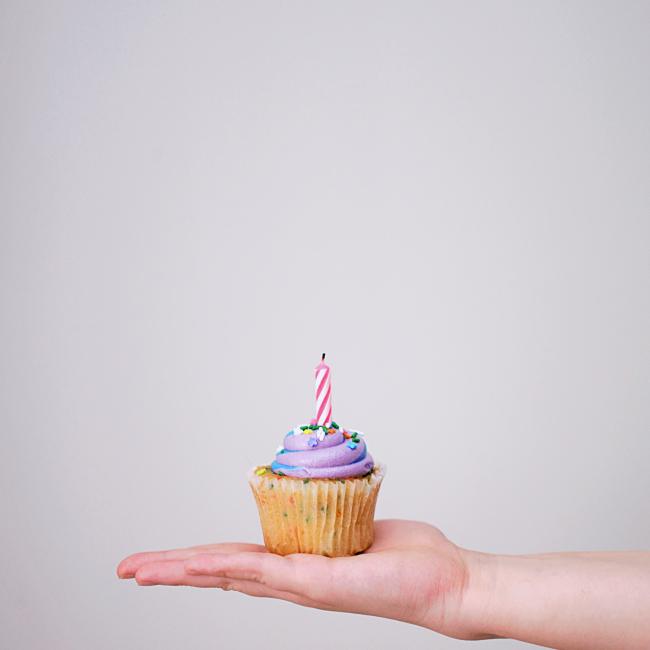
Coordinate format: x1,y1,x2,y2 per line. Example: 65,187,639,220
271,449,367,474
271,460,305,472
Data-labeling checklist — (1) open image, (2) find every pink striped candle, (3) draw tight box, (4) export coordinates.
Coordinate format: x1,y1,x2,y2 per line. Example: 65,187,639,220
314,353,332,426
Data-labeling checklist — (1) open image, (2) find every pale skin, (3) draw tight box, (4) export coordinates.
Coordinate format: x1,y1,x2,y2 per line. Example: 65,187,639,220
117,519,650,649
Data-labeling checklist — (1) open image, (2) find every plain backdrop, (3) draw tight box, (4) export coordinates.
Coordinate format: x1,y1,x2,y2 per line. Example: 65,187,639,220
1,1,649,649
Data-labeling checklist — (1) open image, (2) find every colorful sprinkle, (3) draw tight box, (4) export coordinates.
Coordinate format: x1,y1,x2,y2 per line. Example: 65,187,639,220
255,467,267,476
307,436,318,447
347,441,358,449
316,429,325,441
303,478,311,484
330,421,339,429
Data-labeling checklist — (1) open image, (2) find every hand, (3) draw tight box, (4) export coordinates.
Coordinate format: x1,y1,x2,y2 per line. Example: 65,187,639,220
117,519,487,640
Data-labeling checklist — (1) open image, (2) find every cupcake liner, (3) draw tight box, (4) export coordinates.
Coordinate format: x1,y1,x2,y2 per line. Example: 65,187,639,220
248,464,385,557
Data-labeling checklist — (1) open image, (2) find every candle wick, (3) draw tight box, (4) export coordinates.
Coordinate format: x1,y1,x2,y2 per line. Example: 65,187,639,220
322,353,326,361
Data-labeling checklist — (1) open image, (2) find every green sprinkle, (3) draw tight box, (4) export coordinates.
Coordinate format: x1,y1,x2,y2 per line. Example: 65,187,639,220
278,471,285,476
300,425,309,430
303,478,311,484
309,424,318,430
339,479,345,484
331,421,339,429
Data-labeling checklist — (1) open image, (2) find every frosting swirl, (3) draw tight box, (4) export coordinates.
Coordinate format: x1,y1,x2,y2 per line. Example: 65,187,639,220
270,425,374,479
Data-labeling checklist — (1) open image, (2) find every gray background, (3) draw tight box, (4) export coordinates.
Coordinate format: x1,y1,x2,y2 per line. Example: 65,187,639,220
1,1,648,649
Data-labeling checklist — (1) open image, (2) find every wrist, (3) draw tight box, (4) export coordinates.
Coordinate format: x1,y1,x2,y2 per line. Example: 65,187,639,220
418,546,503,640
456,548,503,640
451,548,650,649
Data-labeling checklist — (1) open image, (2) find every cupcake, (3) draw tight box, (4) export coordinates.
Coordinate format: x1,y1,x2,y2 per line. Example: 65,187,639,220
248,355,384,557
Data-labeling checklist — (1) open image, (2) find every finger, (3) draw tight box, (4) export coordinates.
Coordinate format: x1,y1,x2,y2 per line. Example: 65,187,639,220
134,559,321,606
118,542,266,579
185,551,335,602
226,577,330,609
135,560,226,587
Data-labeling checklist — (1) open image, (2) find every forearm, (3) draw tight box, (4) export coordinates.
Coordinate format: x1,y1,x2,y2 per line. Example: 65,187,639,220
462,549,650,649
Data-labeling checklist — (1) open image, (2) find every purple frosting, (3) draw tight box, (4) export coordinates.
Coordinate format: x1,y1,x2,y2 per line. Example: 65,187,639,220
271,427,374,479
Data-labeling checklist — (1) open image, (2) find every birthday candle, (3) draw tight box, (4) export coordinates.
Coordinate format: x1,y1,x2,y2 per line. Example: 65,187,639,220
314,353,332,426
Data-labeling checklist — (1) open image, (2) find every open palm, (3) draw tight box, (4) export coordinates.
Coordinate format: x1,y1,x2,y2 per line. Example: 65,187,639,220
117,519,478,639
